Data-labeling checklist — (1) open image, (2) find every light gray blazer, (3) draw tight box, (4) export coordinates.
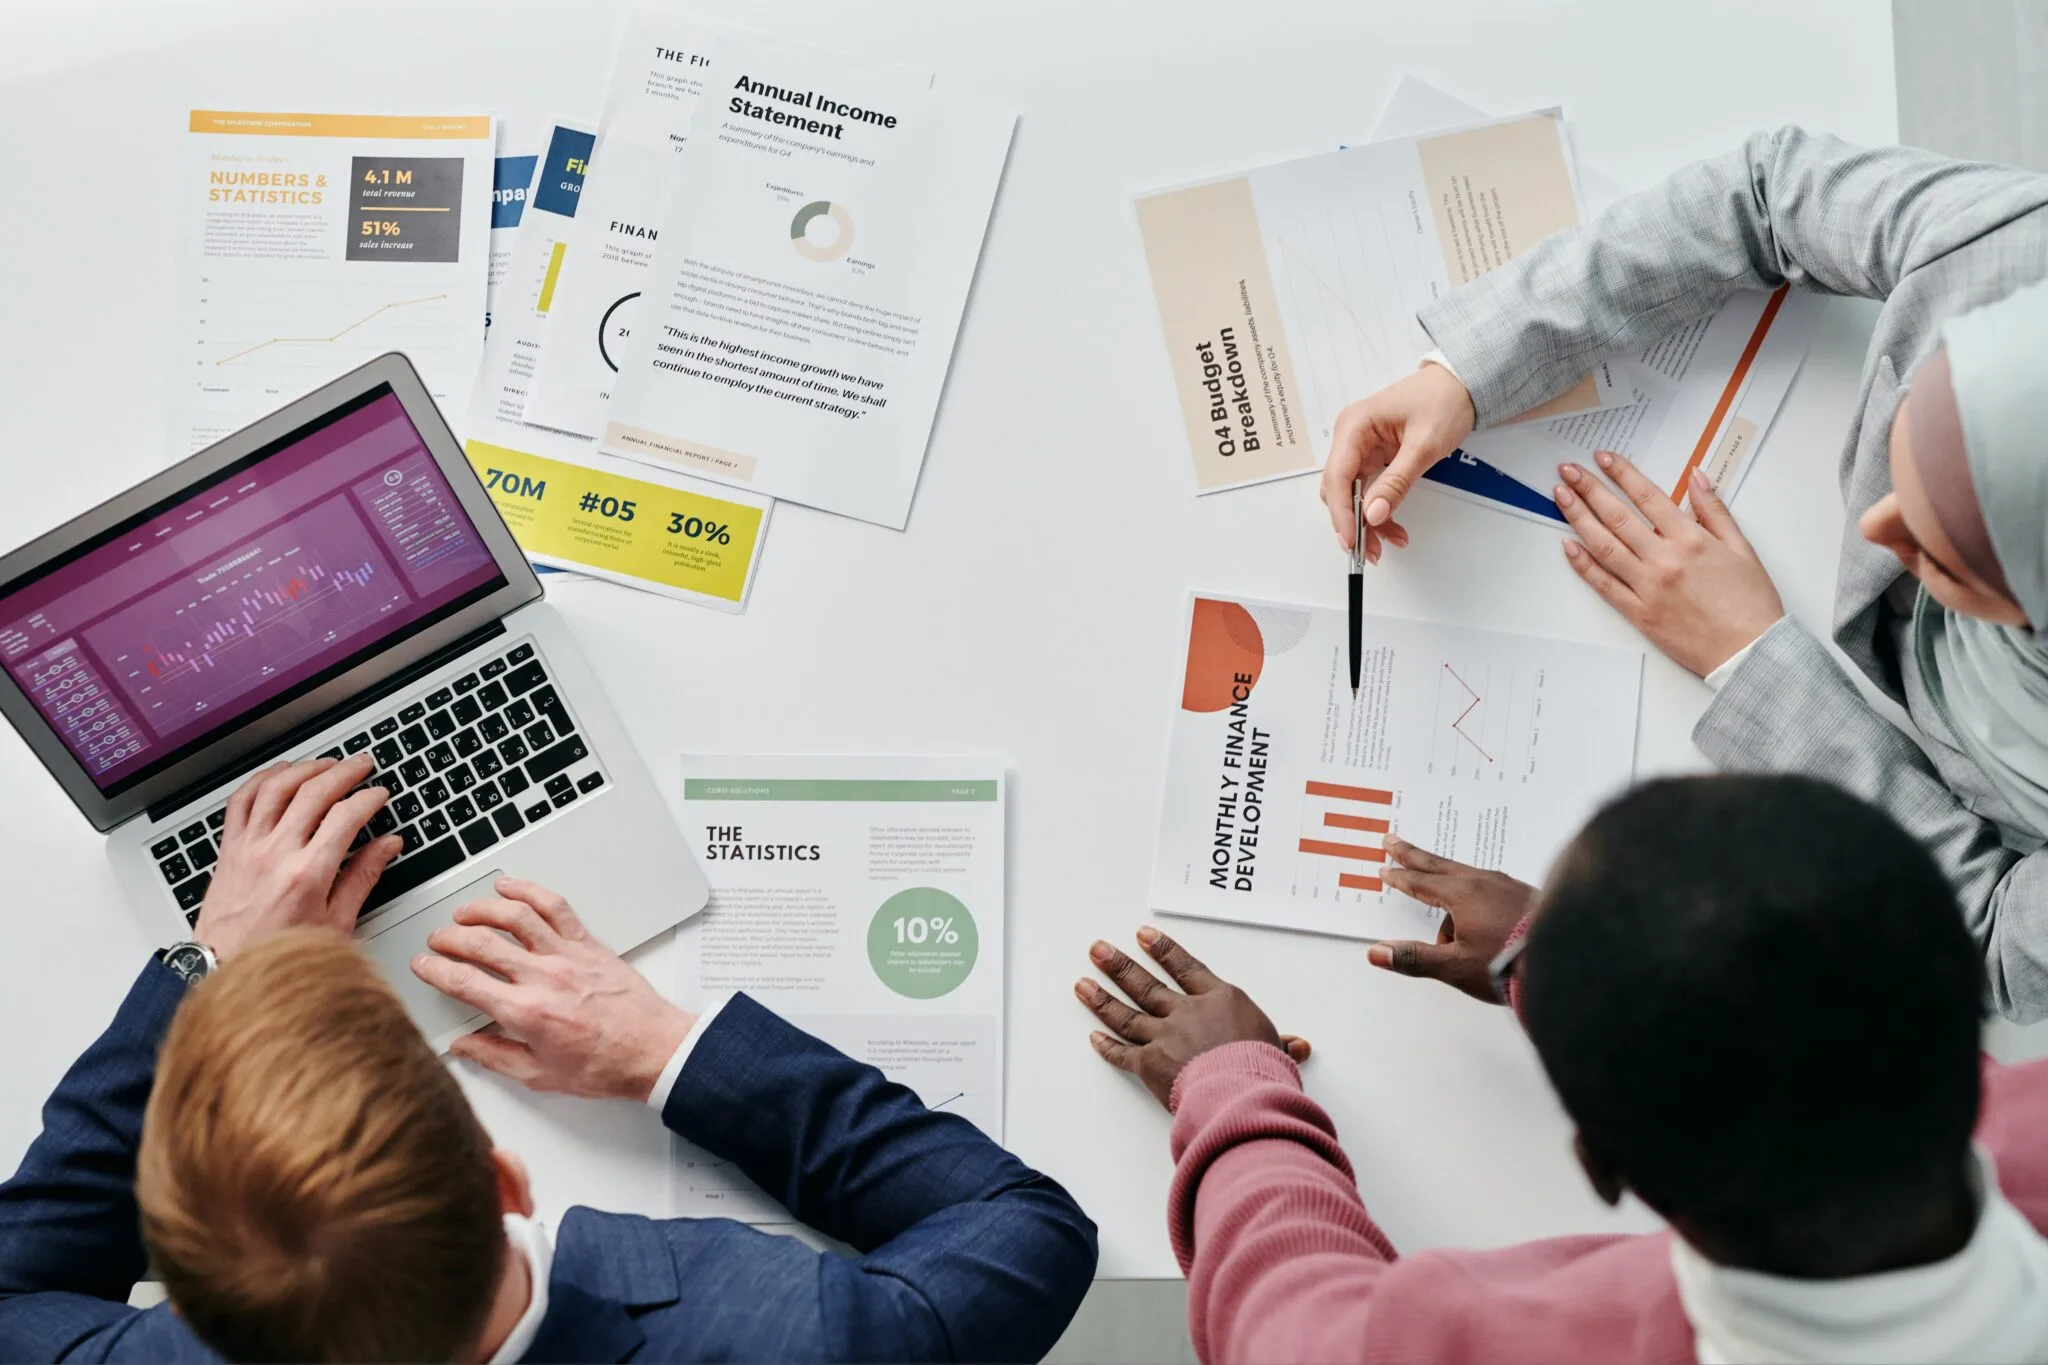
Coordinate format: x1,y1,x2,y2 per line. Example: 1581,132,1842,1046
1419,128,2048,1020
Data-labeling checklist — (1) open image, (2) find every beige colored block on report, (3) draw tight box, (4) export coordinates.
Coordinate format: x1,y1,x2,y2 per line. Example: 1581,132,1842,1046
1705,415,1760,490
1418,116,1600,422
1134,176,1314,491
604,423,761,482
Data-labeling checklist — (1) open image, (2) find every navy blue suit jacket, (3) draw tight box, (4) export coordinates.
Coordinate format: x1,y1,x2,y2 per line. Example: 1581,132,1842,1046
0,961,1096,1362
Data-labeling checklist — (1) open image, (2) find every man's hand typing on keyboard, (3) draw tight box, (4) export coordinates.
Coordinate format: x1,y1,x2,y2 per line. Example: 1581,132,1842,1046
194,755,403,960
410,876,695,1102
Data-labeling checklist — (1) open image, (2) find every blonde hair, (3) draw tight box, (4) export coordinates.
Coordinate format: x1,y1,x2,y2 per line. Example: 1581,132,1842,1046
137,929,504,1362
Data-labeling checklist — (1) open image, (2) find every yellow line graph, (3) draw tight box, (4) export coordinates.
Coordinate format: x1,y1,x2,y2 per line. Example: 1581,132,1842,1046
212,293,449,366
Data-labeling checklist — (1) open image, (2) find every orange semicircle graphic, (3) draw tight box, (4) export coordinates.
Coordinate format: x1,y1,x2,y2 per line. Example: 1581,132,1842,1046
1182,599,1265,712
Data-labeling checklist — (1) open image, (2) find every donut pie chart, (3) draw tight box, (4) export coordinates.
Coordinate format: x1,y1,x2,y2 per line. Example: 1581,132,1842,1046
790,200,854,261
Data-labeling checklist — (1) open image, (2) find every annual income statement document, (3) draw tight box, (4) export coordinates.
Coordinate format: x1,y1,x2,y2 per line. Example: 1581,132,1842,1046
172,111,495,455
671,756,1005,1223
602,35,1015,529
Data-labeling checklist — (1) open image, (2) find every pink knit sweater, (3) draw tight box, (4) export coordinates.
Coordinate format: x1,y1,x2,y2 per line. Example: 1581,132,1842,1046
1167,1044,2048,1364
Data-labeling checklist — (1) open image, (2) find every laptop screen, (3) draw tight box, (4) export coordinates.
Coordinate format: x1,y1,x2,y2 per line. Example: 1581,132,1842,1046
0,386,504,796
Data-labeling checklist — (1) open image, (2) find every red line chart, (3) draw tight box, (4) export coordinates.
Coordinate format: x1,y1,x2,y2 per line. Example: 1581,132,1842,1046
1443,664,1495,764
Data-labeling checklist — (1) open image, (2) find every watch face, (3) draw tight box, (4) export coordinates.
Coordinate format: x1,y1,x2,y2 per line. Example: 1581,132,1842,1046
165,944,212,983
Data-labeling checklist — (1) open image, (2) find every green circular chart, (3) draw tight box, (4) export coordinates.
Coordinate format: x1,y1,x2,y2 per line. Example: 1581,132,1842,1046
868,888,977,999
790,199,854,261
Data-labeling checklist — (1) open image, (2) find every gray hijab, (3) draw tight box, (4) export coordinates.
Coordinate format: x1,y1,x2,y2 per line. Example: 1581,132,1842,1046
1914,277,2048,849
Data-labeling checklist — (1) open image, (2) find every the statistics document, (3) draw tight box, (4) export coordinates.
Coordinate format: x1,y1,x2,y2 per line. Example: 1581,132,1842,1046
1151,594,1640,941
601,35,1015,528
1133,113,1617,494
172,111,494,454
671,756,1005,1222
519,8,740,438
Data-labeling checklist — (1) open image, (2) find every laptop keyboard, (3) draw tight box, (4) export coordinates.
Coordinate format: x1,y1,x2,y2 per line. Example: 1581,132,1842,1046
153,640,608,928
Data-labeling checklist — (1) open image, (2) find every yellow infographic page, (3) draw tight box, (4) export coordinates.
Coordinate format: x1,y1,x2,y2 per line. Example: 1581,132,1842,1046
463,437,769,610
173,111,495,454
1150,594,1641,941
1133,112,1608,493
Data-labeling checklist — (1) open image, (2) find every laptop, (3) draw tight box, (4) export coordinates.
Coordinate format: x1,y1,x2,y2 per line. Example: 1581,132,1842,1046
0,354,708,1049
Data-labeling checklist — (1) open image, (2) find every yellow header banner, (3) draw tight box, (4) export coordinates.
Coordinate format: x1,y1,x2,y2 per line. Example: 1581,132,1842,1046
188,111,492,140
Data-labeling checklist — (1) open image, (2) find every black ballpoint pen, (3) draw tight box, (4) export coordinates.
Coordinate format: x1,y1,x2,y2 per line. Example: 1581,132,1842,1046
1349,483,1363,699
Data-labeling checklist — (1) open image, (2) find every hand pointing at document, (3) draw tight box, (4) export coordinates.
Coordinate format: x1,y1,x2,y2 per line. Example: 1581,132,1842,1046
1320,362,1476,560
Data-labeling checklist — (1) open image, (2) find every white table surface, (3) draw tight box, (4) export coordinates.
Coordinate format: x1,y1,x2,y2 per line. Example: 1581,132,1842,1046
0,0,1896,1278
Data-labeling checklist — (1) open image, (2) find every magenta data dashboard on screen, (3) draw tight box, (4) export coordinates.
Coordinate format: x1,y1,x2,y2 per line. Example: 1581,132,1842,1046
0,391,502,792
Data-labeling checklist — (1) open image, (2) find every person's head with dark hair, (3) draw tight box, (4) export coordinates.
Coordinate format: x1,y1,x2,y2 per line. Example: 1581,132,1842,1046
1522,774,1986,1278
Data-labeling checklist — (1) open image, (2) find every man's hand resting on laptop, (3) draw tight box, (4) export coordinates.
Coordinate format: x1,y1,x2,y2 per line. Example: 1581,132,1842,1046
411,877,698,1103
196,754,401,961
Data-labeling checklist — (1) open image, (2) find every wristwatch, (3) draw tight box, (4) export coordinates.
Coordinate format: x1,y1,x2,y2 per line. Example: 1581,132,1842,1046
159,941,218,986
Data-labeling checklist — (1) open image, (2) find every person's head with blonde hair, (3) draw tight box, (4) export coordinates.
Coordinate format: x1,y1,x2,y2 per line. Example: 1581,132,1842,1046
137,929,525,1363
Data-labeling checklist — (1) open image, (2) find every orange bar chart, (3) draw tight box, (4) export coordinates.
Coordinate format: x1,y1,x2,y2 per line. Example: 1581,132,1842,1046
1298,837,1386,862
1306,780,1394,804
1326,812,1389,833
1301,779,1393,895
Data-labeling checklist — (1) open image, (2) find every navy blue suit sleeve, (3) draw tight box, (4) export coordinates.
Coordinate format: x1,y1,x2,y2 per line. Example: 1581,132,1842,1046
662,994,1097,1362
0,960,184,1304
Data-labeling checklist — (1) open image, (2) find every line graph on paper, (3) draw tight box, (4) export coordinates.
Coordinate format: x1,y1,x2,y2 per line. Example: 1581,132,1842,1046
186,273,472,434
1264,197,1441,444
212,293,449,366
1428,661,1548,781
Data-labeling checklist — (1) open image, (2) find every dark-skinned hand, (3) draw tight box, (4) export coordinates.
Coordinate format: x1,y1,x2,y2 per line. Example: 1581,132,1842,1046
1076,925,1310,1111
1366,835,1537,1002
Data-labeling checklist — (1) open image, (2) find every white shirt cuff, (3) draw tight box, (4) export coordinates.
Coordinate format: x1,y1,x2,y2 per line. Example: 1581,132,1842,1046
1419,348,1465,387
1703,630,1772,692
645,990,737,1111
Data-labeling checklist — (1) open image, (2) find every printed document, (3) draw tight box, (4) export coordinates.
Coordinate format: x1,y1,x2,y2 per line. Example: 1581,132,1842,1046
1368,79,1822,514
466,120,772,611
473,122,597,430
173,111,495,454
1134,113,1619,493
671,756,1005,1222
519,8,740,438
1152,594,1640,941
487,142,539,334
601,35,1016,528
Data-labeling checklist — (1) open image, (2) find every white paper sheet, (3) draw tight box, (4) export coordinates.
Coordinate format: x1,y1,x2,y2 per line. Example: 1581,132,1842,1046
1132,110,1621,494
600,35,1015,529
670,756,1006,1222
464,117,774,613
472,122,596,431
487,142,540,335
1372,78,1823,512
1150,593,1640,941
171,110,495,454
518,8,743,438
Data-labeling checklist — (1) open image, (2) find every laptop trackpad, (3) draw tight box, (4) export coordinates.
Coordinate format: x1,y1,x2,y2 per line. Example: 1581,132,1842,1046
361,869,502,1049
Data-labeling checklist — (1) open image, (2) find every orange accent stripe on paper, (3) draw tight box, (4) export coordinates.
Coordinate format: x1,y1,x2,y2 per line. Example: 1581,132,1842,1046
1326,812,1390,833
1300,838,1387,863
1339,874,1384,892
1670,284,1789,500
1305,781,1393,805
188,111,491,139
